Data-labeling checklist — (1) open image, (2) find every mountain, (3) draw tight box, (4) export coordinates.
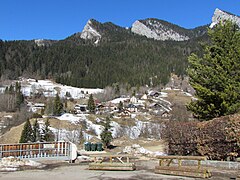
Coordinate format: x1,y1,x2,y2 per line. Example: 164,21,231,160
131,18,190,41
72,19,137,45
131,18,209,41
0,8,238,89
210,8,240,28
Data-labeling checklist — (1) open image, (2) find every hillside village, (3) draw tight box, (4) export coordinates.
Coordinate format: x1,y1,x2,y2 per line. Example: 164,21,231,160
0,76,193,146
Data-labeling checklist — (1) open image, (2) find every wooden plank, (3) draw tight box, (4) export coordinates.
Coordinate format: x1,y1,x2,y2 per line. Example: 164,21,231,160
156,155,207,161
89,162,136,171
155,169,209,178
155,166,209,174
90,162,134,167
89,166,135,171
155,166,211,178
90,154,132,158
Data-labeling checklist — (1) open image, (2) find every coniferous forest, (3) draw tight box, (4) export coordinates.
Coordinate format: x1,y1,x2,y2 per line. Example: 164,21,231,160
0,21,208,88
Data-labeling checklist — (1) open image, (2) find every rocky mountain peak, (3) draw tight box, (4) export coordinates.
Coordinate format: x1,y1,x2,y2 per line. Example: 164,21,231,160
131,18,190,41
210,8,240,28
80,19,102,41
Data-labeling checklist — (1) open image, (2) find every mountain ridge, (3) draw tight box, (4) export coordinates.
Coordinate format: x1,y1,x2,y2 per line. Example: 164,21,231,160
0,8,238,88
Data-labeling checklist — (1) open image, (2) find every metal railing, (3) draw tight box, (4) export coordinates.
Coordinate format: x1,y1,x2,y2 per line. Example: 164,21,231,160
0,141,71,160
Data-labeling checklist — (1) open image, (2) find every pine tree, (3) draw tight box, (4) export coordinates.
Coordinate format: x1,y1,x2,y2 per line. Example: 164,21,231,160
100,117,113,148
15,82,24,110
32,119,40,142
53,93,63,116
8,84,14,94
87,94,96,113
42,119,54,142
187,21,240,120
118,101,123,112
19,119,34,143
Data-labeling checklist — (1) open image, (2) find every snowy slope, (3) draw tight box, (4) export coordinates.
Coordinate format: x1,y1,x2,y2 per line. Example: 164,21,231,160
20,79,103,99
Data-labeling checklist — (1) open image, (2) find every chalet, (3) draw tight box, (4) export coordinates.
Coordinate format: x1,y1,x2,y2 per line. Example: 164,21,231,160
149,102,171,112
149,91,161,98
74,104,87,113
31,103,45,113
130,96,138,104
96,104,106,114
149,102,171,118
127,104,138,112
119,109,131,118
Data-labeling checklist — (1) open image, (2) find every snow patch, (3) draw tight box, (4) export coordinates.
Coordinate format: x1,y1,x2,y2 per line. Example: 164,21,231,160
19,78,103,99
122,144,165,157
110,97,129,104
0,157,44,171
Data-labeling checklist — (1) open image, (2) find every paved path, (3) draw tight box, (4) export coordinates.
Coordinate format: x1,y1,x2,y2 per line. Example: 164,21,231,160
0,160,238,180
0,164,194,180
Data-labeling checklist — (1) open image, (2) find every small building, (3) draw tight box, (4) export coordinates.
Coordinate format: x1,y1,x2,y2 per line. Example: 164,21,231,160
149,91,161,98
119,109,131,118
74,104,87,113
127,104,138,112
31,103,45,113
96,104,106,114
141,94,148,100
130,96,138,104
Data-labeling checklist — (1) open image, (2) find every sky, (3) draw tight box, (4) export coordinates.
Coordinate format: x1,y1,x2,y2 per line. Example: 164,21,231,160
1,0,239,40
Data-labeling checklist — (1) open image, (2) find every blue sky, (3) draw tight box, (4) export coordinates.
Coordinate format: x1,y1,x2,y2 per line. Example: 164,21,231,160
1,0,239,40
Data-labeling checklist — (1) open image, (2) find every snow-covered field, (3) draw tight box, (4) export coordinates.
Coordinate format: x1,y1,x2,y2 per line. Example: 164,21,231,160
22,79,104,98
7,78,104,99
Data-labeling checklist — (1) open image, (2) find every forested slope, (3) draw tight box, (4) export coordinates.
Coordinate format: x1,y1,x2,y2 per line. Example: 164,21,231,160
0,22,208,88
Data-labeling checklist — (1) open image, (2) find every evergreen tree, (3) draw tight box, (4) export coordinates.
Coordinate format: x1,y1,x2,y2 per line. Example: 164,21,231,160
87,94,96,113
4,86,8,94
187,21,240,120
32,119,40,142
19,119,34,143
42,119,54,142
118,101,123,112
53,93,63,116
15,82,24,110
100,117,113,148
45,98,54,115
8,84,14,94
113,83,120,97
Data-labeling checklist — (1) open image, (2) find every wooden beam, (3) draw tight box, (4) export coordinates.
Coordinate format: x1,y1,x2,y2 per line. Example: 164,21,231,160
116,157,124,164
156,155,207,161
90,154,132,158
89,162,136,171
